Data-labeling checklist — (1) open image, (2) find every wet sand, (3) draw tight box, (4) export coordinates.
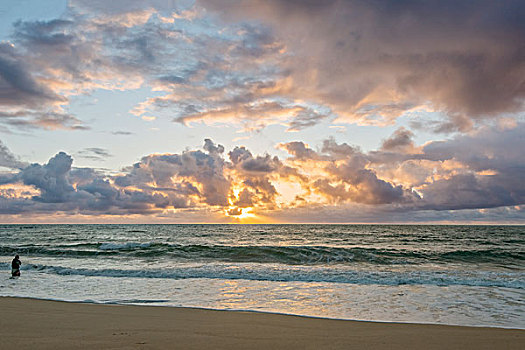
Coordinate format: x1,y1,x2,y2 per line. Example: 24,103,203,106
0,297,523,349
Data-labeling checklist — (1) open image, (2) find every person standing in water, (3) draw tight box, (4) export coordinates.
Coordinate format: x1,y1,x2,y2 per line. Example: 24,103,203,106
11,255,21,277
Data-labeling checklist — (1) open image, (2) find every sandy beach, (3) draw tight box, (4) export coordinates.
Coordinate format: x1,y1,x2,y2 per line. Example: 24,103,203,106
0,297,523,349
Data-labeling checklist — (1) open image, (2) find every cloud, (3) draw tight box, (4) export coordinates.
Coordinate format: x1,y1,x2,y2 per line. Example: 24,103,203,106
115,139,230,207
19,152,76,203
227,207,243,216
2,0,523,134
227,147,279,207
200,0,525,131
0,5,168,131
0,41,84,130
422,124,525,173
278,141,320,161
268,203,525,224
111,130,134,135
0,140,27,169
229,146,280,173
1,1,334,133
418,173,521,210
279,124,525,212
415,124,525,209
233,188,255,208
1,150,182,215
0,42,65,109
76,147,113,161
287,108,330,132
380,127,415,152
0,125,524,222
280,138,418,205
0,111,87,131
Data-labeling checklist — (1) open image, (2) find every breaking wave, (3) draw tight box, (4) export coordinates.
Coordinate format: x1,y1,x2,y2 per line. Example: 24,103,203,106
1,243,523,266
12,263,524,289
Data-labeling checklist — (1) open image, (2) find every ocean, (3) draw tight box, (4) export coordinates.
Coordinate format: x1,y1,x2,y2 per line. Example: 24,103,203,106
1,224,523,328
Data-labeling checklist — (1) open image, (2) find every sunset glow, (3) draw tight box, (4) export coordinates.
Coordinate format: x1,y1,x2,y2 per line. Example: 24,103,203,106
1,3,525,343
0,0,523,223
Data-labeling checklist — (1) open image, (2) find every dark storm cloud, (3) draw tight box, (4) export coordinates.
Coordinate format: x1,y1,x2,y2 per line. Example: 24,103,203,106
200,0,525,130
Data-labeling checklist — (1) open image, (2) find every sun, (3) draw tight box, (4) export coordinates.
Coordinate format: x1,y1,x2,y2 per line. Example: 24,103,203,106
237,208,256,220
225,207,257,222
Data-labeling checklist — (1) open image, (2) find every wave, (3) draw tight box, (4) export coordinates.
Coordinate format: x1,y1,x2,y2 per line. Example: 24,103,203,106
17,263,525,289
101,299,171,304
99,242,151,250
1,244,523,266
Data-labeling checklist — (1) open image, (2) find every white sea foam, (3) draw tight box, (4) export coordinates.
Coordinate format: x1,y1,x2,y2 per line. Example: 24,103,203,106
1,224,523,328
13,262,525,289
1,269,524,329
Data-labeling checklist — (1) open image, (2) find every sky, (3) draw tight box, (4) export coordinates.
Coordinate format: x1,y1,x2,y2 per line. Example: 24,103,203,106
0,0,524,223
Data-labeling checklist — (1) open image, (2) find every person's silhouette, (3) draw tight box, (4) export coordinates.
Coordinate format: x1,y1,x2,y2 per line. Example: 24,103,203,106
11,255,21,277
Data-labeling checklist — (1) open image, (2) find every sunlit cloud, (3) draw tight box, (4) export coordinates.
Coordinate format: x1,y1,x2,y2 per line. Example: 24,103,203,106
0,122,523,222
200,0,525,131
0,0,523,223
4,0,522,133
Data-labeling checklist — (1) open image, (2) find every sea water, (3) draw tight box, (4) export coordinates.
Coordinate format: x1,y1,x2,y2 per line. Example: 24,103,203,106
0,224,523,328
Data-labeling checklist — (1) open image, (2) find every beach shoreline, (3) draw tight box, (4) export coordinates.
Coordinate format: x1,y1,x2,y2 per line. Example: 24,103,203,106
3,294,524,331
1,297,523,349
